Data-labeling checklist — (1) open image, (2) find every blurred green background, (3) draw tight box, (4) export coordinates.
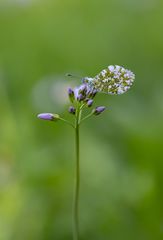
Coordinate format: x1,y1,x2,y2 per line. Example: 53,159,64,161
0,0,163,239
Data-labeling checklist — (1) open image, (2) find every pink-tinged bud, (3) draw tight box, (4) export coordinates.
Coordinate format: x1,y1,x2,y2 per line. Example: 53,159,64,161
37,113,60,121
93,106,106,115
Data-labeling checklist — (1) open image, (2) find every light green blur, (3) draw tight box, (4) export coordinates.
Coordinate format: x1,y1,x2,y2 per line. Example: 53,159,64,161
0,0,163,239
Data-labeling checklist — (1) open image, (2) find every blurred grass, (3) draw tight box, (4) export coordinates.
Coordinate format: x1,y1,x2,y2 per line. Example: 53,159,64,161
0,0,163,239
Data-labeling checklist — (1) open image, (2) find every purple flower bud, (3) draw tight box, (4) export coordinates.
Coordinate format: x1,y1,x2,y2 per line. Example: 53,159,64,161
68,88,73,95
87,99,93,107
78,84,87,95
92,89,98,98
68,87,74,103
93,106,106,115
77,93,85,102
87,89,98,99
68,106,76,115
37,113,60,121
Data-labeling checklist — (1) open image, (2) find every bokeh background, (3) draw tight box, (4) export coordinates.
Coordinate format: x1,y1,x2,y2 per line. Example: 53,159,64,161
0,0,163,239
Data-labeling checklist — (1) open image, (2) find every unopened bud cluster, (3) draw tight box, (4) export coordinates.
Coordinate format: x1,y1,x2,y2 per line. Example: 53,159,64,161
68,84,95,111
67,83,105,116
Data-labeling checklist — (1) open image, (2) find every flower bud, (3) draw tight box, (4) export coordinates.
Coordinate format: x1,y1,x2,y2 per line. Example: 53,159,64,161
78,84,87,95
93,106,106,116
68,106,76,115
77,93,85,102
87,89,98,99
68,88,75,103
91,89,98,98
37,113,60,121
87,99,93,107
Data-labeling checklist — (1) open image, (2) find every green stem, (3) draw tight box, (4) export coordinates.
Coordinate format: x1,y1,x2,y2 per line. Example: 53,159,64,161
80,111,93,123
73,106,80,240
59,117,74,128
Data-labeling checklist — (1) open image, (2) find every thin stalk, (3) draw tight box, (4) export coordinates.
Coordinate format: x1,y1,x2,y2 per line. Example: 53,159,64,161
59,117,74,128
73,106,80,240
80,111,93,123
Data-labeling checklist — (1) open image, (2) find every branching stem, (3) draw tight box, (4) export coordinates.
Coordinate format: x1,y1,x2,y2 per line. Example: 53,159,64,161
59,117,75,128
80,111,93,123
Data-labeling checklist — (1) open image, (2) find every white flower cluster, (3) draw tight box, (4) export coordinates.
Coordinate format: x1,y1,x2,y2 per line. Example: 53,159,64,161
84,65,135,95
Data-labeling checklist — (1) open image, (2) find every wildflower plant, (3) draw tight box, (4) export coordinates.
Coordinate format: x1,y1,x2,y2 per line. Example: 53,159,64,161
37,65,135,240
